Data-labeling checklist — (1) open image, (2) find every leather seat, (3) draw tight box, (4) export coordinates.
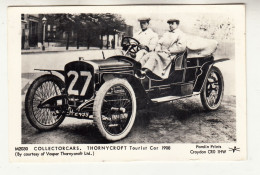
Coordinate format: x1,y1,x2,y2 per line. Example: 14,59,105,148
174,50,187,70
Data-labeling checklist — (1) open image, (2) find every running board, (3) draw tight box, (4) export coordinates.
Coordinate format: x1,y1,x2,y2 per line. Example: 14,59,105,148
151,92,200,103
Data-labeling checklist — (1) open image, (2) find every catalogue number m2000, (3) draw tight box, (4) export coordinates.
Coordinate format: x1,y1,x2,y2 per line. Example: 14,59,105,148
15,147,28,151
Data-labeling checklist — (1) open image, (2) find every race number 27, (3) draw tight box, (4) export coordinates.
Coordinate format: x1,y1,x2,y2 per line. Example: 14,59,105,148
67,71,92,96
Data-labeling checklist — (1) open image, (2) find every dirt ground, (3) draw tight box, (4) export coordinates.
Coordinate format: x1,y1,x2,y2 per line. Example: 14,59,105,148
22,95,236,144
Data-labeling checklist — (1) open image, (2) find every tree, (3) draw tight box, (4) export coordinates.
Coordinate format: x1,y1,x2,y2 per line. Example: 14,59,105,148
45,13,126,50
88,13,126,49
47,14,76,50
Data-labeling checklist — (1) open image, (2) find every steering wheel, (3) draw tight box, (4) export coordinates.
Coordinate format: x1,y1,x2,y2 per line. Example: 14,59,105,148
121,37,141,54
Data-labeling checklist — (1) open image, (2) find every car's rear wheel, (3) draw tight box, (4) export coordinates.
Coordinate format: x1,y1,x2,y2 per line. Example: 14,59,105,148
25,74,65,131
200,66,224,110
93,78,137,141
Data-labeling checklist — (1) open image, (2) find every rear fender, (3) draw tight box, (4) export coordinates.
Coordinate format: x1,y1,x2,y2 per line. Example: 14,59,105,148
213,58,230,64
193,61,211,92
193,58,229,92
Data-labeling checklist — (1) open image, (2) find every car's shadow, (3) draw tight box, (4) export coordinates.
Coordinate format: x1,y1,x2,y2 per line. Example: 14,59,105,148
58,123,110,143
23,122,110,144
135,98,205,124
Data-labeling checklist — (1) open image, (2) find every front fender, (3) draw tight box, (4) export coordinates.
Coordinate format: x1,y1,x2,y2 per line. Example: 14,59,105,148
38,94,67,108
34,69,65,76
101,73,150,108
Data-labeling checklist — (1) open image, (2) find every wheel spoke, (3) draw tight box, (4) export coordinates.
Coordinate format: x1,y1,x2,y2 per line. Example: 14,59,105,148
36,109,44,123
34,90,43,100
30,79,63,126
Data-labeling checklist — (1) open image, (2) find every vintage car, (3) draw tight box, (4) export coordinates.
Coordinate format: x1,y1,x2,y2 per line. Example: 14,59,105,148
25,37,229,141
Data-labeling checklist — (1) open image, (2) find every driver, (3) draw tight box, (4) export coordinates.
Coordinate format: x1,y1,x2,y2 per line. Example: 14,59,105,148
133,17,158,62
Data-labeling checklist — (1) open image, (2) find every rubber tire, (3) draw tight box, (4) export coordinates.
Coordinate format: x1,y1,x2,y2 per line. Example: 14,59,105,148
200,66,224,111
93,78,137,141
25,74,65,131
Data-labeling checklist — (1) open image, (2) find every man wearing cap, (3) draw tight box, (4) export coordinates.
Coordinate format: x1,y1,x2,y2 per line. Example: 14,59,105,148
133,17,158,62
139,19,187,79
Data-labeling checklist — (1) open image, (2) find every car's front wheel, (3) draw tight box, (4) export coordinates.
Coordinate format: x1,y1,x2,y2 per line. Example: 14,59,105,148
93,78,137,141
25,74,66,131
200,66,224,110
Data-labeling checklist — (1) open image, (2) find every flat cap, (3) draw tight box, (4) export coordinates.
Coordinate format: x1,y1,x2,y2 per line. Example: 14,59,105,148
138,17,151,22
167,19,180,24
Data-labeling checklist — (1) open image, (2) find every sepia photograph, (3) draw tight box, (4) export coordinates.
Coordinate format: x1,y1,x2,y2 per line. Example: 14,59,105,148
8,4,246,161
21,10,236,144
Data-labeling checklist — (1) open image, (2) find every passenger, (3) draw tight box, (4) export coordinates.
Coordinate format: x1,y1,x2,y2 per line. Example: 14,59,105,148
133,17,158,62
139,19,187,79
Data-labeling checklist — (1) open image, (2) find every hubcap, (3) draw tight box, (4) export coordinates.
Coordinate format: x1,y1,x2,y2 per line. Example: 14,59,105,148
206,71,222,108
101,85,133,135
